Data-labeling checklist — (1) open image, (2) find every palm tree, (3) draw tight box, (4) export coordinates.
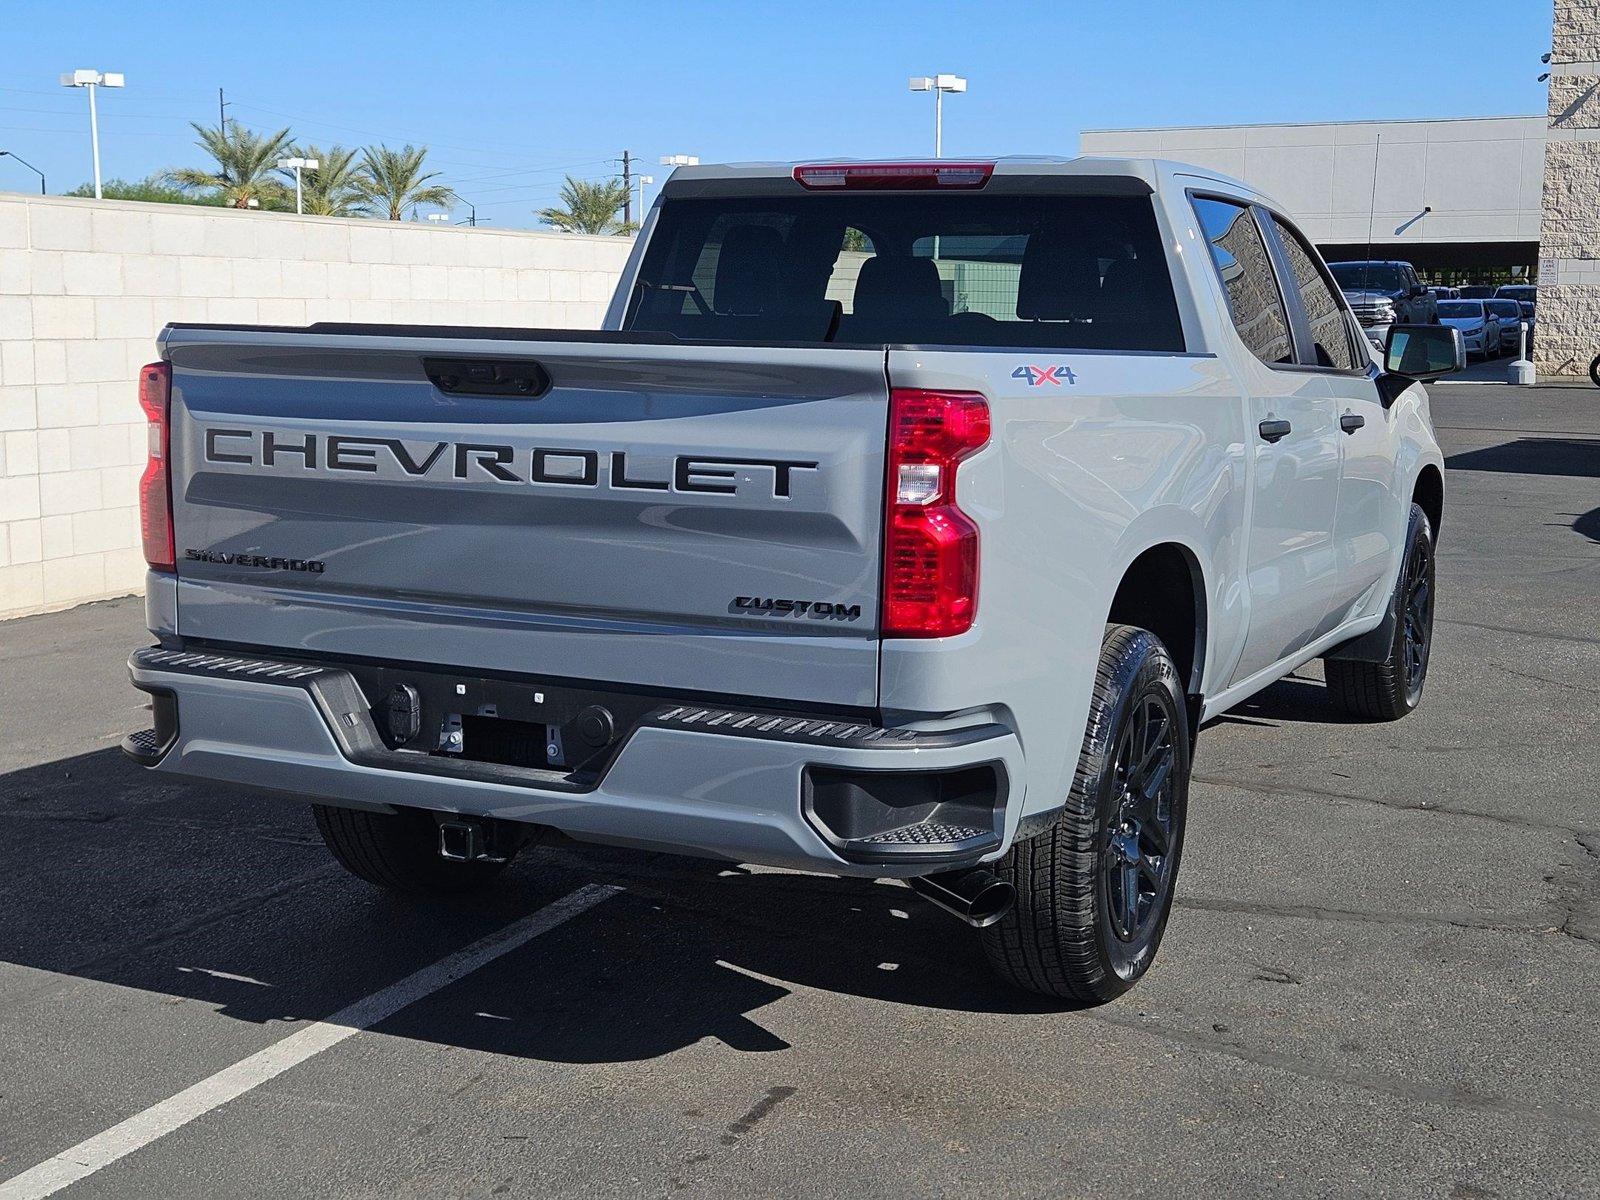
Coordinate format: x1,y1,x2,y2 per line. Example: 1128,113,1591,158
356,144,454,221
537,176,635,235
164,121,294,209
284,144,364,217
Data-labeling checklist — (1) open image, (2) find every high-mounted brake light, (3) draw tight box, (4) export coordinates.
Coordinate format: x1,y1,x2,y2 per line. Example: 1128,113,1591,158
137,361,174,572
793,162,994,190
883,389,990,638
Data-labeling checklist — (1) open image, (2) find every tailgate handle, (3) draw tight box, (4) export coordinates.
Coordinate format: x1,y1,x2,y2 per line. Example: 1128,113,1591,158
423,356,550,398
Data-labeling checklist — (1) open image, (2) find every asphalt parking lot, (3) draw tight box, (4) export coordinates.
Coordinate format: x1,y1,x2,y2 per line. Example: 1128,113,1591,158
0,381,1595,1199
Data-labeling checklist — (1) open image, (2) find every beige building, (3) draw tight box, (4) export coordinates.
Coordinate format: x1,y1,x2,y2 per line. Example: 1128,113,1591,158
1083,2,1600,379
1535,0,1600,374
1080,116,1546,283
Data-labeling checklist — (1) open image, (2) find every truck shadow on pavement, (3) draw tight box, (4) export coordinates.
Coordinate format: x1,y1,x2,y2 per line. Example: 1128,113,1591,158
1210,671,1360,729
1444,437,1600,479
0,748,1067,1067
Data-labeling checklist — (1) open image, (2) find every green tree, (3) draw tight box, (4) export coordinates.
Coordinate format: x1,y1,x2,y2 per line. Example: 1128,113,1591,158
537,176,635,235
65,176,225,206
356,143,454,221
283,144,364,217
163,120,295,209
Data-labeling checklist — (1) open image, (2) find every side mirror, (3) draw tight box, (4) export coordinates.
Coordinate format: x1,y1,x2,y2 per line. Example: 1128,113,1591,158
1379,324,1464,403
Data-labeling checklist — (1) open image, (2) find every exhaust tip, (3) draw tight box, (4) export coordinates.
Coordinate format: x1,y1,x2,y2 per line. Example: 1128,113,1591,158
908,868,1015,928
964,878,1015,928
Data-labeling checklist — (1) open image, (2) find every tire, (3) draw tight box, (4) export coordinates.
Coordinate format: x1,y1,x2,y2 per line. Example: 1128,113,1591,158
1325,503,1436,721
313,804,513,895
1589,353,1600,388
981,625,1190,1003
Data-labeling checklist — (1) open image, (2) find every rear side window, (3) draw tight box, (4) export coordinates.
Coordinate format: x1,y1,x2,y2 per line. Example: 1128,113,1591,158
627,191,1184,351
1191,197,1293,366
1270,216,1363,371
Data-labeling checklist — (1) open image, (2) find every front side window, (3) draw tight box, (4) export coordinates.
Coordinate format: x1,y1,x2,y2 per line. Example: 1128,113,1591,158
1270,216,1362,371
1191,197,1293,365
627,191,1184,351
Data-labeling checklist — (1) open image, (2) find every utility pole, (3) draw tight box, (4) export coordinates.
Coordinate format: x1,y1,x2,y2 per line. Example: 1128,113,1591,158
218,88,231,186
620,149,632,226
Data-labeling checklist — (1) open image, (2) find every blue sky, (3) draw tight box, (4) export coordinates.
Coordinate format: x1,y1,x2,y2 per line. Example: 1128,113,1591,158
3,0,1556,229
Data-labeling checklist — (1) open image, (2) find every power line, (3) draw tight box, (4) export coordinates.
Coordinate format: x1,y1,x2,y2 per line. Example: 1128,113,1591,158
0,122,178,138
225,96,603,165
0,102,208,123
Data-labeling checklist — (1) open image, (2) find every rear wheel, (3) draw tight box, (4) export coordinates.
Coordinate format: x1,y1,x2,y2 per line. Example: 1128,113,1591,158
313,805,514,895
981,625,1190,1003
1325,503,1435,721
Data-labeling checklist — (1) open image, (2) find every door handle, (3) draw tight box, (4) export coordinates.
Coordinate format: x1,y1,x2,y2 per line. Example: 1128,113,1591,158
1340,413,1366,434
1258,418,1292,444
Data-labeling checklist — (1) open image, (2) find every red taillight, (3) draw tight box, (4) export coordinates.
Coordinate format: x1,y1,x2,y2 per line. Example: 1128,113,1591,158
793,162,994,190
138,361,174,572
883,389,990,638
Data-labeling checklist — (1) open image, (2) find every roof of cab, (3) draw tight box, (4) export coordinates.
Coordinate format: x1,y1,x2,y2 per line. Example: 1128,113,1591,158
662,154,1277,206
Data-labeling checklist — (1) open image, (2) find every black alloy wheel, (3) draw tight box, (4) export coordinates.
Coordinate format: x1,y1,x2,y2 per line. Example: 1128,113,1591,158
1325,502,1437,721
1401,518,1435,705
1102,694,1179,947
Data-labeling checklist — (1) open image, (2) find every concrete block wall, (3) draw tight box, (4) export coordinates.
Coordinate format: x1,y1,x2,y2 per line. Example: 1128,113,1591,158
0,193,633,619
1536,1,1600,373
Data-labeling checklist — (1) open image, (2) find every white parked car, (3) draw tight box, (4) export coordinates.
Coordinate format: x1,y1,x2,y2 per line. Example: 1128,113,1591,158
1485,298,1526,356
1437,299,1501,359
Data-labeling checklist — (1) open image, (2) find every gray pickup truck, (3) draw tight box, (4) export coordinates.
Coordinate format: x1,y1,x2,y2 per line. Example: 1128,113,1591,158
124,158,1459,1001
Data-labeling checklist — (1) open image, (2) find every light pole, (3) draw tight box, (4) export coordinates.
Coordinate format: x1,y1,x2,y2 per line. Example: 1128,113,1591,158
0,150,45,194
908,73,966,157
426,212,450,225
635,174,654,224
453,199,477,227
277,156,319,215
60,69,124,199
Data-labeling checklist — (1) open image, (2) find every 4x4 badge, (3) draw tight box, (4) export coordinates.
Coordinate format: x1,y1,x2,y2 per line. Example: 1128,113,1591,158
1012,365,1077,386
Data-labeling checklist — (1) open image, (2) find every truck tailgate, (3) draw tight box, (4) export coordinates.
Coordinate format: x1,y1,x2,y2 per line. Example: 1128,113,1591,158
164,328,888,708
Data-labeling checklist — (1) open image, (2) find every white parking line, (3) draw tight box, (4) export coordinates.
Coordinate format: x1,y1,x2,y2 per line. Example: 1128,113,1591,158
0,884,621,1200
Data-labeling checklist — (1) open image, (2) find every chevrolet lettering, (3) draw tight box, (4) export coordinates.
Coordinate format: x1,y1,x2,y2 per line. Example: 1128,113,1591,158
202,429,819,498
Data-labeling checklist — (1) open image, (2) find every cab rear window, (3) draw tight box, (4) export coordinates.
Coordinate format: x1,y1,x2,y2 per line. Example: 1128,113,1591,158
625,192,1184,351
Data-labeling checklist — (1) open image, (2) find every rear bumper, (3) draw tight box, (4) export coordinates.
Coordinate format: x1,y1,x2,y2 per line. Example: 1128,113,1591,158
124,648,1026,878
